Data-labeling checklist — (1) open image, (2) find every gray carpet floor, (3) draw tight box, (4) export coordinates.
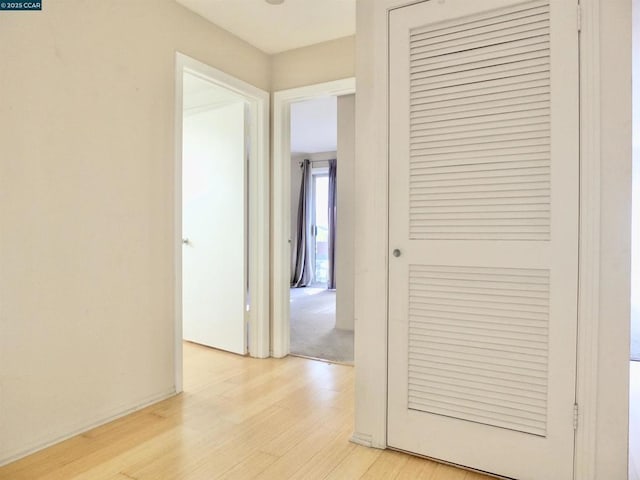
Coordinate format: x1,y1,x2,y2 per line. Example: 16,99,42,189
632,306,640,361
290,287,354,364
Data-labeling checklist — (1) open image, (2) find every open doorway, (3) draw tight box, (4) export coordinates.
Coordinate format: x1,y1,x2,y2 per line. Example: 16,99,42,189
271,79,355,360
174,54,270,392
288,96,353,364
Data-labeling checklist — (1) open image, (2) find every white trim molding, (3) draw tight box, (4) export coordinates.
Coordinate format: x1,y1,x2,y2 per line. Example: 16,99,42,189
173,55,185,393
271,78,356,358
350,432,375,448
574,2,601,478
174,52,271,385
352,0,397,451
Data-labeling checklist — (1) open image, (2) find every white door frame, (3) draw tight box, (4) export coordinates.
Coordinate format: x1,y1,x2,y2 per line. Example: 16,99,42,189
174,52,270,391
271,78,356,358
352,1,619,479
573,1,602,477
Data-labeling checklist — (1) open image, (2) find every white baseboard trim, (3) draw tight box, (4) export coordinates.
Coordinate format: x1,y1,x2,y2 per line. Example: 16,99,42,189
0,388,177,467
350,431,386,449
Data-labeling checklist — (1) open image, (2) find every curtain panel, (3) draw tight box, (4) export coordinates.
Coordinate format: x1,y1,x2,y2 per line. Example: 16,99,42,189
291,159,314,287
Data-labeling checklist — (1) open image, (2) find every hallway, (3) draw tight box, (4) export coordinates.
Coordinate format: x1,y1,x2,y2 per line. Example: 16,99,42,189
0,342,493,480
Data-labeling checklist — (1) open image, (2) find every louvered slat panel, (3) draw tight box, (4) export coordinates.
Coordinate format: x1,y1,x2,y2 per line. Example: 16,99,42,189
411,87,549,111
411,343,548,372
412,59,549,91
412,56,549,89
410,24,549,63
413,340,548,367
411,117,550,142
411,110,548,134
411,189,550,200
409,365,547,394
410,279,550,296
410,0,549,41
412,115,550,141
412,73,550,103
412,39,550,73
409,1,551,241
408,396,546,432
410,376,547,405
412,96,550,122
408,265,549,436
411,10,549,49
409,303,547,323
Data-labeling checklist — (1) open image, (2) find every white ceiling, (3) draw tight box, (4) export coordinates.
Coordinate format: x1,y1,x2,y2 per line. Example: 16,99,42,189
290,97,337,154
175,0,356,54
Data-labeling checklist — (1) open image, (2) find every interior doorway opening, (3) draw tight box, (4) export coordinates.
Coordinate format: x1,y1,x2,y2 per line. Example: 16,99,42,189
288,96,352,364
173,53,270,392
271,78,355,360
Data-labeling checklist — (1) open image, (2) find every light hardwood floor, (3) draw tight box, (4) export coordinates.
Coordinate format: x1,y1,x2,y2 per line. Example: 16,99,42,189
0,343,637,480
0,342,494,480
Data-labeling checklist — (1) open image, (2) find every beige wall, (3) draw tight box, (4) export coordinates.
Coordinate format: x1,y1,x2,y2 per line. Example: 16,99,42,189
594,0,632,477
632,0,640,336
271,36,356,91
0,0,269,465
336,94,356,331
353,0,632,476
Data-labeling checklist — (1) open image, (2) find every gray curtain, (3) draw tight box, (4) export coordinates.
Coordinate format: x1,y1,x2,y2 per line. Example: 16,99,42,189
327,159,337,290
291,159,314,287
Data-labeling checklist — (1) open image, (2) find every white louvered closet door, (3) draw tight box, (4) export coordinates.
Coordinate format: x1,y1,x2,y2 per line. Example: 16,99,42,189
387,1,579,479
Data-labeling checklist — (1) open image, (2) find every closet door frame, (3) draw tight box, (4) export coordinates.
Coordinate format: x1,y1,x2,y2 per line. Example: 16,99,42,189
352,1,607,478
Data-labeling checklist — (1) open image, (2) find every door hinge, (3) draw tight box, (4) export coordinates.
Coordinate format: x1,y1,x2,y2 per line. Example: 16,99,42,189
577,5,582,32
573,403,579,430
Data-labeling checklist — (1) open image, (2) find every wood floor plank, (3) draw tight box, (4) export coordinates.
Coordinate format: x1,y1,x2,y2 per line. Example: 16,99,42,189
630,361,640,480
360,450,410,479
126,405,302,480
431,463,469,480
259,403,350,458
8,342,628,480
53,424,206,480
286,424,357,480
394,454,440,479
216,451,279,480
322,444,382,480
253,422,347,479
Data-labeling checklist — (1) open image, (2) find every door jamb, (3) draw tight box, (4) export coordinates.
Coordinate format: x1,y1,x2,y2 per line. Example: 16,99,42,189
271,78,356,358
174,52,271,392
574,1,601,478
